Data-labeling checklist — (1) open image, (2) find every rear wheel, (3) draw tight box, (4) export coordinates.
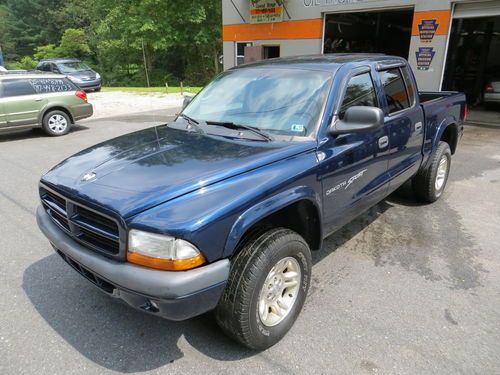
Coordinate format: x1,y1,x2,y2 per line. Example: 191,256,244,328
215,228,311,350
42,110,71,136
412,141,451,202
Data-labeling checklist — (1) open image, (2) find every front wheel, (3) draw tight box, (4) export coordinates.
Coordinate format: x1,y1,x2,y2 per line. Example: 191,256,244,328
412,141,451,202
215,228,312,350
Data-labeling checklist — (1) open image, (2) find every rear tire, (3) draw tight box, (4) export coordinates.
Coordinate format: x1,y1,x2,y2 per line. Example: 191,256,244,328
42,110,71,136
215,228,311,350
412,141,451,202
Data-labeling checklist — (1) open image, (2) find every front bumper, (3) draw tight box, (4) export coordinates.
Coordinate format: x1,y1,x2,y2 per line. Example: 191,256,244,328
36,206,230,320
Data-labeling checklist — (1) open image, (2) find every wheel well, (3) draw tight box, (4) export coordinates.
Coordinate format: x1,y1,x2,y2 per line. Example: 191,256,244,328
233,200,322,256
441,124,458,154
42,107,74,124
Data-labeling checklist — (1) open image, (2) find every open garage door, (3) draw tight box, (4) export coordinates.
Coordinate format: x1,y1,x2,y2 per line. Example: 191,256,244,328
323,9,413,58
443,2,500,124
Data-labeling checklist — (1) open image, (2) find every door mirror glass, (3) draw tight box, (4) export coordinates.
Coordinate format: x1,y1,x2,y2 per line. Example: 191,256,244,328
330,106,384,135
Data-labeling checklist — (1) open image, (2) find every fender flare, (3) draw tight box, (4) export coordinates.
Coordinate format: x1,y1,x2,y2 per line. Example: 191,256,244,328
424,116,458,169
222,185,322,258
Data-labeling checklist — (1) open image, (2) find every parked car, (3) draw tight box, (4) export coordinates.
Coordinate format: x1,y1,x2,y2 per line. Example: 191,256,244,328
36,58,102,92
0,73,93,136
36,55,466,350
484,80,500,105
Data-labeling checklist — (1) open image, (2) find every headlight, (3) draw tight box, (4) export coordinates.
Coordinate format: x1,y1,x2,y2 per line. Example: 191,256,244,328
95,72,101,79
69,76,82,83
127,229,205,271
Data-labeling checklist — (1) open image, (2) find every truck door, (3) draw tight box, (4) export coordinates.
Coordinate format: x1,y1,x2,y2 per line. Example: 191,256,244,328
2,78,46,128
377,66,425,188
318,68,391,235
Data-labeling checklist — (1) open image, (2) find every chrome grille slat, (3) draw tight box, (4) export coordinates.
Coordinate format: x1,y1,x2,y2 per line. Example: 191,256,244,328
40,186,122,257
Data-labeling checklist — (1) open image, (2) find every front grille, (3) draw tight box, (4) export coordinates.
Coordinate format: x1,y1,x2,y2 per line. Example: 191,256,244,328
40,185,122,257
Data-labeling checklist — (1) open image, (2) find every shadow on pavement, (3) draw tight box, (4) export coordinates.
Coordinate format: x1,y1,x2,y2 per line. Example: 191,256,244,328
22,254,254,373
0,125,89,143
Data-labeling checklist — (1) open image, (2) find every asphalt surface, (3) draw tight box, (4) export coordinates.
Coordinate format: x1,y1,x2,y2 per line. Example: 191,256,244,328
1,112,499,375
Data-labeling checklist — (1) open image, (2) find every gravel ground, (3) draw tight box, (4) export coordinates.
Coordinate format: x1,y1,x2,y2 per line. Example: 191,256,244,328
86,91,184,120
0,114,499,375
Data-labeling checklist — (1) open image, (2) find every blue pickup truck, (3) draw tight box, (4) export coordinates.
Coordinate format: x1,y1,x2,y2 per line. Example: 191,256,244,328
37,54,466,350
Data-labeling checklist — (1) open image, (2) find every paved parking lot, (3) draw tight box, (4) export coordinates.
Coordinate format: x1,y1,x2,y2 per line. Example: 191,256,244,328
1,113,499,375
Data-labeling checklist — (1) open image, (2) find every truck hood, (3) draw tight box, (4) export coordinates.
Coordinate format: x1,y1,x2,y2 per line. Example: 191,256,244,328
41,126,315,218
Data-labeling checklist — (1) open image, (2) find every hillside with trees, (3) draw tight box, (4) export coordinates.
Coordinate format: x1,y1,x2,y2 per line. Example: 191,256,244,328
0,0,222,86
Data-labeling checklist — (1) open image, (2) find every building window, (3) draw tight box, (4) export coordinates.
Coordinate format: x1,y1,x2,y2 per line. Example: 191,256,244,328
236,42,253,65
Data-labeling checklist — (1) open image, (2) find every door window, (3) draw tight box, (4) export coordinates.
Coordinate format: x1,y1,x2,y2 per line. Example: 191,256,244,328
400,66,417,106
380,68,410,114
339,72,377,118
2,79,36,97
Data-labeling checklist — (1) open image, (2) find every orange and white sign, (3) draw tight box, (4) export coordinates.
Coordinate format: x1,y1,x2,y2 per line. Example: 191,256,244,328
250,0,284,24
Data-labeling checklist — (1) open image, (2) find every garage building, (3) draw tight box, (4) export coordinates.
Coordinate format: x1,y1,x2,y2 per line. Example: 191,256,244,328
223,0,500,105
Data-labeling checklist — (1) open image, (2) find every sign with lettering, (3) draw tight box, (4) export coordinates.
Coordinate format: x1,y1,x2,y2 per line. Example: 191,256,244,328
303,0,361,7
250,0,283,24
415,47,435,70
418,19,439,42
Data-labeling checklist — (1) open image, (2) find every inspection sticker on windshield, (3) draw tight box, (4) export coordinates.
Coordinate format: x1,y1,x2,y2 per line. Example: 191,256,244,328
291,124,305,132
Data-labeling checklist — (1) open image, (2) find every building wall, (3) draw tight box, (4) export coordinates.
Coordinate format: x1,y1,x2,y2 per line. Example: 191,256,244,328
222,0,461,90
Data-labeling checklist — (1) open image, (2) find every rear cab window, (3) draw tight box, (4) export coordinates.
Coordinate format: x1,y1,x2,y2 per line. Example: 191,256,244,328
338,72,377,119
380,68,410,114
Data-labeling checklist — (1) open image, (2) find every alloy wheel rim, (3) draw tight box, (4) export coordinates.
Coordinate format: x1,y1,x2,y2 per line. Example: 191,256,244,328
435,156,448,191
258,256,301,327
48,114,68,133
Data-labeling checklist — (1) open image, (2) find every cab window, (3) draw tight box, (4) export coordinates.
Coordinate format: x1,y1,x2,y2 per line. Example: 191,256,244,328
401,66,417,106
2,79,36,97
339,72,377,119
380,68,410,114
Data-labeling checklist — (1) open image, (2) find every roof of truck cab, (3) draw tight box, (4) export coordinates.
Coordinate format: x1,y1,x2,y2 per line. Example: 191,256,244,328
232,54,407,72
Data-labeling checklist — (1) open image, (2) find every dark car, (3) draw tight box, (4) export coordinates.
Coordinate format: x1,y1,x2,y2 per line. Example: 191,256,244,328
37,55,466,350
36,59,101,92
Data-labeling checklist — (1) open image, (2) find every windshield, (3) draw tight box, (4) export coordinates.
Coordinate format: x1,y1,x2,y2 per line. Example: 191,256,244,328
182,68,332,138
57,61,91,73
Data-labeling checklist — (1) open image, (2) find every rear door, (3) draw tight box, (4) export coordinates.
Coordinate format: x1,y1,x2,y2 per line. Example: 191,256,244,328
2,78,47,127
377,66,425,188
319,67,391,234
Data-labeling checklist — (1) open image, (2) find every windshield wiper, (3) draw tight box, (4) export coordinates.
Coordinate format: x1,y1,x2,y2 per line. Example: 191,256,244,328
205,121,273,142
178,113,205,134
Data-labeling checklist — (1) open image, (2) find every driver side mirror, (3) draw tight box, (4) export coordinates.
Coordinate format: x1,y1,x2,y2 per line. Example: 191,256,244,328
330,106,384,135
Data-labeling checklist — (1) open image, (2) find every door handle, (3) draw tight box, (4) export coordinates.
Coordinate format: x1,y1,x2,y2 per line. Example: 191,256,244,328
415,122,423,132
378,136,389,149
35,97,43,102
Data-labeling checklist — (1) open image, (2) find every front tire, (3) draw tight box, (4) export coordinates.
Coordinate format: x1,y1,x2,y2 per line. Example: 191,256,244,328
216,228,312,350
42,110,71,136
412,141,451,202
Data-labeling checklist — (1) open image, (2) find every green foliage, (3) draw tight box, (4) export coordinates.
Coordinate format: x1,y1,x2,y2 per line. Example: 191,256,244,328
58,28,91,58
34,44,60,60
6,56,37,70
0,0,221,86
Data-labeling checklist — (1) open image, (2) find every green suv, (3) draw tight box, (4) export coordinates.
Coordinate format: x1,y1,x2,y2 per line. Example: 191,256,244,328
0,73,93,136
